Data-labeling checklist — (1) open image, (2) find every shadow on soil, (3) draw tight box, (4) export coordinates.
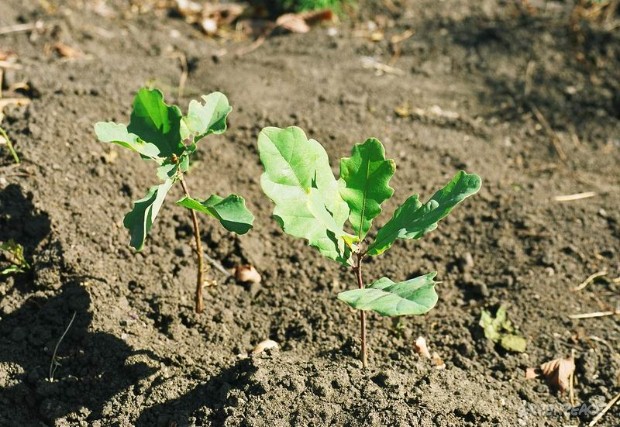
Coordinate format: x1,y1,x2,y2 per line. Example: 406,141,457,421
458,13,618,130
0,184,158,424
135,358,260,426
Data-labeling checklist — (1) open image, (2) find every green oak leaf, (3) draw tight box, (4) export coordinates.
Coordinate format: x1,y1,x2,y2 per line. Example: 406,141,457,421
94,122,162,161
123,178,174,251
176,194,254,235
127,88,184,158
340,138,395,240
258,126,352,263
338,272,438,316
184,92,232,141
367,171,481,256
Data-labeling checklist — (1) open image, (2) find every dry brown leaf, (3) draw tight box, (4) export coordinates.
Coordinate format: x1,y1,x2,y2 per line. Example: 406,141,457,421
53,42,83,59
234,264,261,284
276,9,334,34
432,352,446,370
526,355,575,392
276,13,310,33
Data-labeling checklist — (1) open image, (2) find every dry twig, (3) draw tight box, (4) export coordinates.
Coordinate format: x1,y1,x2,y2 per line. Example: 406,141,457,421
573,270,607,291
528,102,567,162
553,192,597,202
569,310,619,319
588,390,620,427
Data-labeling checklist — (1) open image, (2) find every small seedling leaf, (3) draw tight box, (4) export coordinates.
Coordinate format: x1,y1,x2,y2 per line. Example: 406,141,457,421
127,88,185,159
337,272,438,316
0,239,29,274
176,194,254,234
368,171,481,256
479,305,527,352
124,178,174,250
339,138,395,240
184,92,232,141
94,122,161,160
258,126,352,263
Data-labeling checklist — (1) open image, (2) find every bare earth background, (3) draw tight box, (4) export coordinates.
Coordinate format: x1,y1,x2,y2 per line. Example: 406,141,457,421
0,0,619,425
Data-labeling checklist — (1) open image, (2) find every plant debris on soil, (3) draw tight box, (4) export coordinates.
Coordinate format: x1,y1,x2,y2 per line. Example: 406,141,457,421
0,0,619,426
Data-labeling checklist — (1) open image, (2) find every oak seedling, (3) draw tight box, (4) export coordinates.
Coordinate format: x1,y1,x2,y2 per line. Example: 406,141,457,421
95,87,254,313
257,126,480,367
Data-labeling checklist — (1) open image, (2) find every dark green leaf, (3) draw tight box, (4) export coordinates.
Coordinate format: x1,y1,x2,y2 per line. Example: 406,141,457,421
127,88,184,158
338,272,438,316
123,179,174,250
258,126,353,263
184,92,232,141
177,194,254,235
368,171,481,256
340,138,395,240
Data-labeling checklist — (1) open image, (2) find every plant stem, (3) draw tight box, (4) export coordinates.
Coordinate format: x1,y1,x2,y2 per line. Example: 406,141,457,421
354,252,368,368
0,126,20,164
179,176,206,313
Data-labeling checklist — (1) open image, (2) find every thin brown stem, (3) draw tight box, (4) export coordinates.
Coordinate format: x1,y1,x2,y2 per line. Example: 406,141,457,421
354,252,368,368
179,176,205,313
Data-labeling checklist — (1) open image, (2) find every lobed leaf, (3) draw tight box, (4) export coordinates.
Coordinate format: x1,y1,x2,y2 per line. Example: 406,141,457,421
339,138,395,240
367,171,481,256
176,194,254,235
258,126,352,263
123,178,174,251
184,92,232,141
337,272,438,316
127,88,184,158
94,122,161,161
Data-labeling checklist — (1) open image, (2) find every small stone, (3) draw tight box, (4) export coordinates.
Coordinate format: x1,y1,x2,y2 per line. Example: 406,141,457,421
458,252,474,273
470,280,489,298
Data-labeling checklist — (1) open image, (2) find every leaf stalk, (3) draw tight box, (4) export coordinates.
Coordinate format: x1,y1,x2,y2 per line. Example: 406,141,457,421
179,175,206,313
354,252,368,368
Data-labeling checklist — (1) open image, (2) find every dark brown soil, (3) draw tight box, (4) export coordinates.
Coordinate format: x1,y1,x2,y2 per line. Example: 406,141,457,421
1,0,619,426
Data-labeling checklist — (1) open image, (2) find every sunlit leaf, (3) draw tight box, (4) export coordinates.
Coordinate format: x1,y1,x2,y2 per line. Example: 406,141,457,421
94,122,162,160
177,194,254,235
339,138,395,240
368,171,481,256
184,92,232,141
127,88,184,158
258,126,352,263
338,272,438,316
123,178,174,250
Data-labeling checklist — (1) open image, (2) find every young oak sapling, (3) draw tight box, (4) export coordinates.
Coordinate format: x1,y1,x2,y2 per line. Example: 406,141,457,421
95,88,254,313
257,126,480,367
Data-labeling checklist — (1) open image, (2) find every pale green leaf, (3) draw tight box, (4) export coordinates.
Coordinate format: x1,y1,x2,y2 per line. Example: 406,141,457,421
123,179,174,250
368,171,481,256
258,126,352,263
176,194,254,235
337,272,438,316
94,122,162,160
479,305,527,353
340,138,395,240
127,88,184,158
184,92,232,141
